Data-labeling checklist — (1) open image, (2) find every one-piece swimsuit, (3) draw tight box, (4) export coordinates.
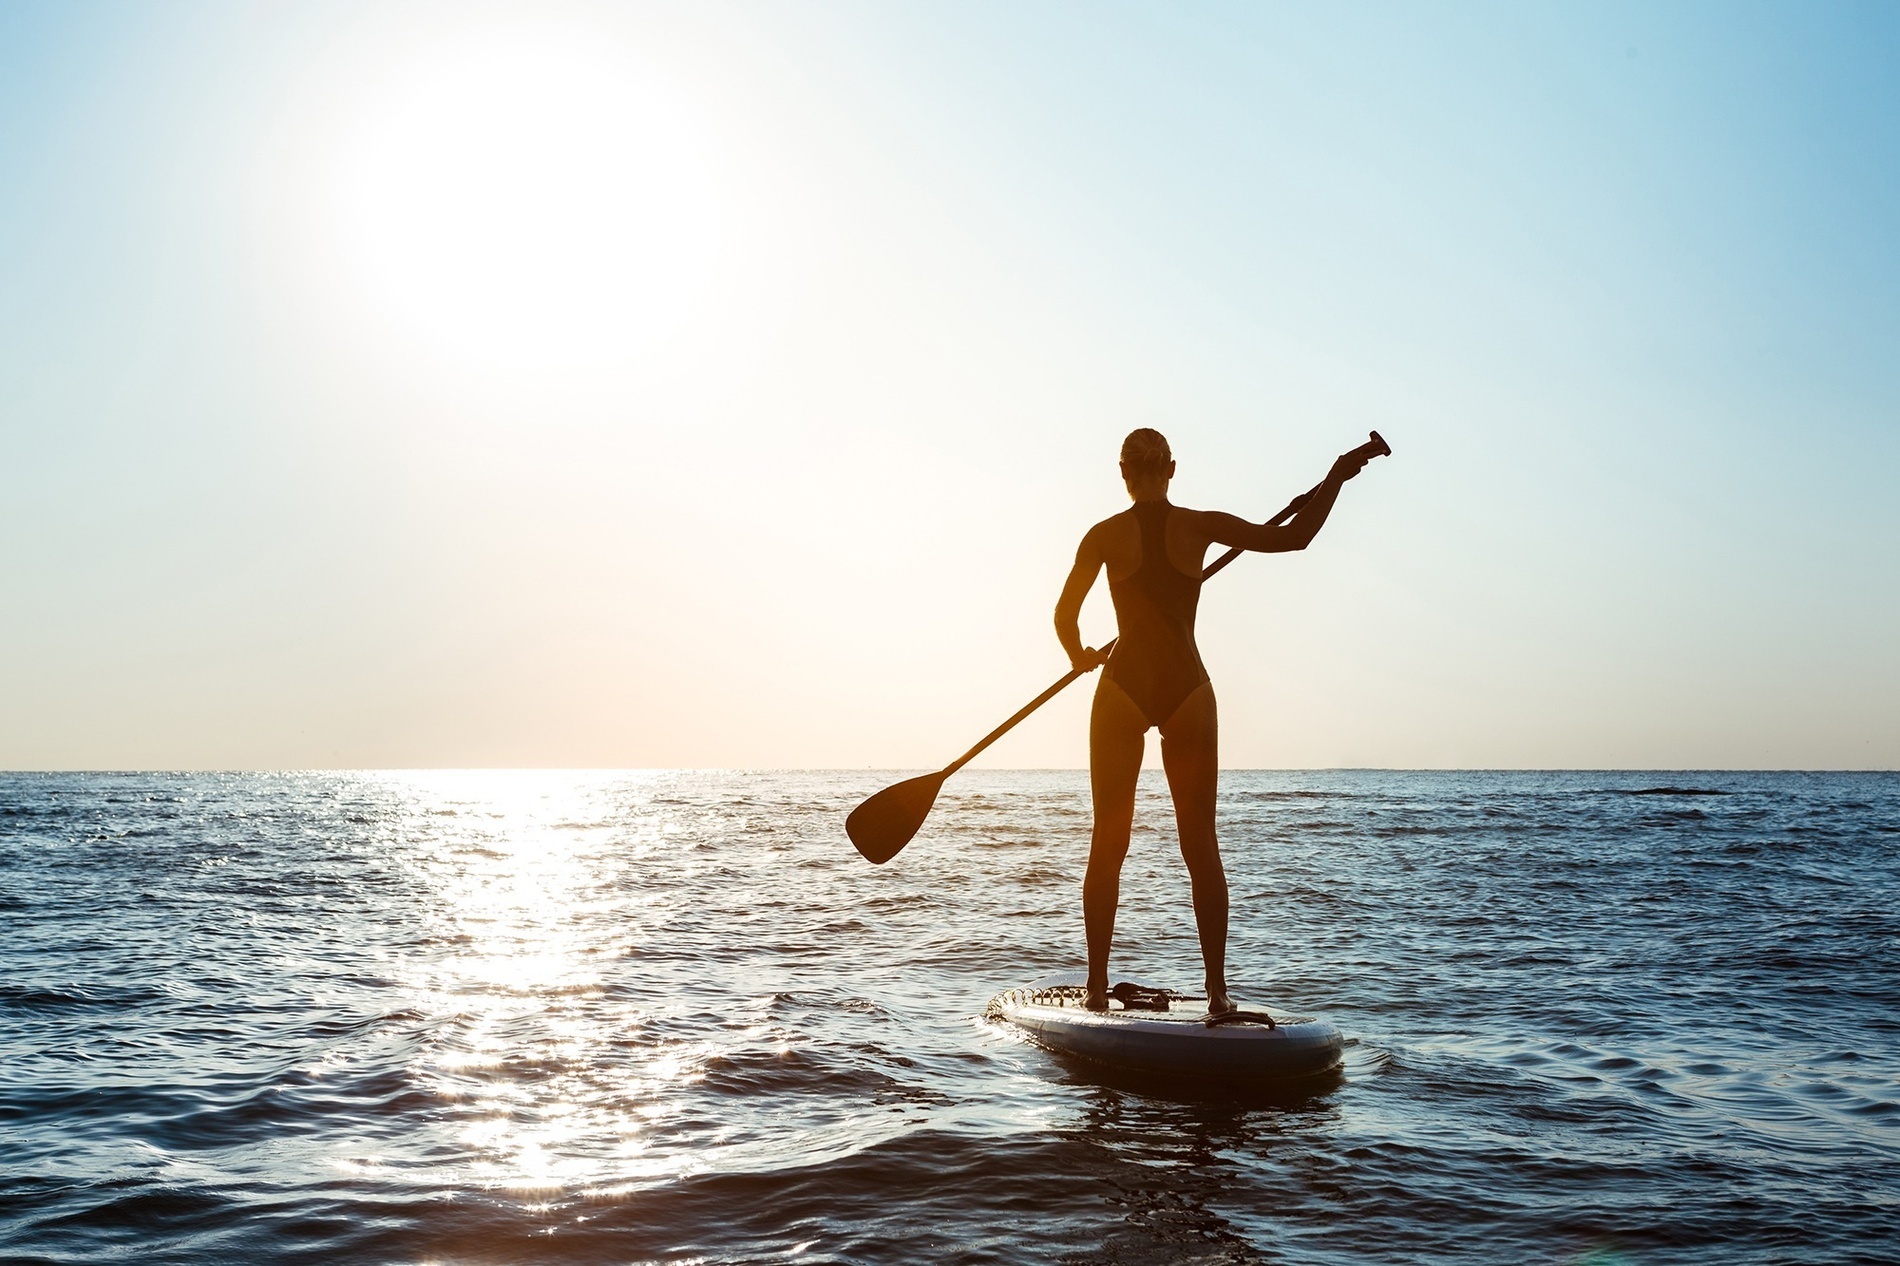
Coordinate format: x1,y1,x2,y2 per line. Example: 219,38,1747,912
1104,500,1210,728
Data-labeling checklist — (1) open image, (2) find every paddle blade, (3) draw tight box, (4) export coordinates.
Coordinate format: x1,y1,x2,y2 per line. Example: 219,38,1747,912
846,771,946,864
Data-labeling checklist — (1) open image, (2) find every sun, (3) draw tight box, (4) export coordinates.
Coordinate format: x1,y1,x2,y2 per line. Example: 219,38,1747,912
320,26,723,376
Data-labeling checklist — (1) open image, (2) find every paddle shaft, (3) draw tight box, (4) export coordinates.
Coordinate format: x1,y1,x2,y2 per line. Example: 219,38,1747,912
937,461,1361,779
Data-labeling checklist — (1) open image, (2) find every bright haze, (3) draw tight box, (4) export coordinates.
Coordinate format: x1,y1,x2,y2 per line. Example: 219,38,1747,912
3,1,1895,771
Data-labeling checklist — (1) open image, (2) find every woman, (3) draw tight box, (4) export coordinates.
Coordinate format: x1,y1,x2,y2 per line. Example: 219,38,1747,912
1053,428,1373,1013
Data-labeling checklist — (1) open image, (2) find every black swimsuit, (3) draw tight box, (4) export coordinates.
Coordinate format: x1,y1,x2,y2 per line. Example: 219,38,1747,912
1104,500,1210,728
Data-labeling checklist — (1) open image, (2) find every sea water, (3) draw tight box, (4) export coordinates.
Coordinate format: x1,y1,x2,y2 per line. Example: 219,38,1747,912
2,770,1897,1264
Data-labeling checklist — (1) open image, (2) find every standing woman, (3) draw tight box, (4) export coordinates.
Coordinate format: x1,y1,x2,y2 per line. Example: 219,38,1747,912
1053,429,1374,1013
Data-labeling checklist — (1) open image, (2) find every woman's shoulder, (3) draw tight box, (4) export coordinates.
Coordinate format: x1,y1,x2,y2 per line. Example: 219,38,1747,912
1084,507,1140,564
1164,503,1219,531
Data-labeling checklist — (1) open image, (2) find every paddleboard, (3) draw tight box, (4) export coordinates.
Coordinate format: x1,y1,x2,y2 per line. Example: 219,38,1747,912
987,973,1343,1079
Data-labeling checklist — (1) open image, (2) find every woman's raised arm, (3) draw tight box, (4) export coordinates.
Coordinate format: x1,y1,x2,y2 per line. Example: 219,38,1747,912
1198,447,1373,554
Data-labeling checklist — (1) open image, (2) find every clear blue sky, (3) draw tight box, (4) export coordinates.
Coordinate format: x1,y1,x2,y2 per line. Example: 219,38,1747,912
2,0,1896,769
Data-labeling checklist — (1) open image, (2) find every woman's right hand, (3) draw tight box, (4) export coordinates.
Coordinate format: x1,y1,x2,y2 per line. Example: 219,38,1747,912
1070,646,1110,674
1328,447,1372,484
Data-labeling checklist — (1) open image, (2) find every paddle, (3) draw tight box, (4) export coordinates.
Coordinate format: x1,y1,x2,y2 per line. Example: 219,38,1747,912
847,431,1390,864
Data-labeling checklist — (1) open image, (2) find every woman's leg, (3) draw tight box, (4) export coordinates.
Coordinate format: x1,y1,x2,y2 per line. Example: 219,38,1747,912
1159,682,1231,1012
1086,675,1148,1009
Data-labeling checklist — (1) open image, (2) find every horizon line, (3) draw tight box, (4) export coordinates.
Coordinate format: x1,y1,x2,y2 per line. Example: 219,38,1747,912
4,767,1896,776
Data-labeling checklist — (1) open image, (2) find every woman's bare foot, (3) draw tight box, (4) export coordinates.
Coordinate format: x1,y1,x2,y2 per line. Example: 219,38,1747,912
1207,986,1236,1016
1085,979,1110,1012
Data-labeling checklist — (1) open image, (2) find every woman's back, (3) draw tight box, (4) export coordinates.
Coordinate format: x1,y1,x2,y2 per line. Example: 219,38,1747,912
1093,501,1209,583
1102,500,1208,730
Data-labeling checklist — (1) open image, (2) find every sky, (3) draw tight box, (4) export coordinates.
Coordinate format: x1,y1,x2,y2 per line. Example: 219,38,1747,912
2,0,1896,770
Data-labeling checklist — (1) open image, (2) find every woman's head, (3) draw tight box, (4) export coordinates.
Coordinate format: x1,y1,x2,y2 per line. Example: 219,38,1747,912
1119,428,1175,496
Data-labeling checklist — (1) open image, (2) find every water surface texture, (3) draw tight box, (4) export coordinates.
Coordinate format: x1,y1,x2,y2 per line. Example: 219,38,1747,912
3,770,1898,1264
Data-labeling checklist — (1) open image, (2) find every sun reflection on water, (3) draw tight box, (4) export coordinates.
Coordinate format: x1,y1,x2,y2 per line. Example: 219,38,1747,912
380,771,708,1197
311,768,959,1231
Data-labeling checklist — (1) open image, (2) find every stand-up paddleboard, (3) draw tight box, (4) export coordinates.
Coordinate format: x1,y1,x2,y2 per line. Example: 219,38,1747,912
987,974,1343,1079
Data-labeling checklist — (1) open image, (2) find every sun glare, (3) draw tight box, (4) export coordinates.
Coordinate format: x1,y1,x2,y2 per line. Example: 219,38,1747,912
321,27,723,375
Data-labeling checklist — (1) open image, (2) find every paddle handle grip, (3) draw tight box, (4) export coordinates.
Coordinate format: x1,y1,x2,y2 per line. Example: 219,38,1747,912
942,430,1389,775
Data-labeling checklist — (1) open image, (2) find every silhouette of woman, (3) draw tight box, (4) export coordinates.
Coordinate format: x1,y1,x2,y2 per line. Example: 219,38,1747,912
1054,429,1373,1013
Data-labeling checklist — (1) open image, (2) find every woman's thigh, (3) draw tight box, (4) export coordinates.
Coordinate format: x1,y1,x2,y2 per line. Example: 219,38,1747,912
1089,675,1148,849
1159,681,1219,849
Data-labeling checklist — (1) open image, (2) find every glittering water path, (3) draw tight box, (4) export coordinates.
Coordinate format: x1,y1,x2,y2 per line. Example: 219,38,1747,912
3,771,1898,1263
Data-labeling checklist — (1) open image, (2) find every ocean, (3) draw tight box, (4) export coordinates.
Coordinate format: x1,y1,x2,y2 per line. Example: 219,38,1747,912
2,770,1897,1264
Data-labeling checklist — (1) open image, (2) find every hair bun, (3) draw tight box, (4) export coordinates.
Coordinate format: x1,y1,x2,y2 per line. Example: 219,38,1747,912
1120,428,1172,472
